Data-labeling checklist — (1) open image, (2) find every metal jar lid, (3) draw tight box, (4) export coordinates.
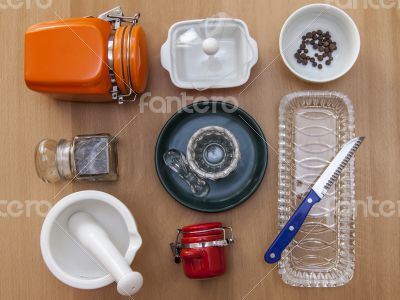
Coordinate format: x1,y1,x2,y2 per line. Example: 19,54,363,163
56,139,74,180
170,224,234,263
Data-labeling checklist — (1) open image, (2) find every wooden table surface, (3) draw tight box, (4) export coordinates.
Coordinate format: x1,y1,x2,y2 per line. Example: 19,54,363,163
0,0,399,299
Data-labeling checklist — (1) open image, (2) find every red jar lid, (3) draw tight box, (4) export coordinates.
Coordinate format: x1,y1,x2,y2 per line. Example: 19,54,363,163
182,222,223,238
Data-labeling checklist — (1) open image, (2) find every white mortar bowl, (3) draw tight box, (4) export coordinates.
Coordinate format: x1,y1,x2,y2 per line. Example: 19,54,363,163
40,191,142,291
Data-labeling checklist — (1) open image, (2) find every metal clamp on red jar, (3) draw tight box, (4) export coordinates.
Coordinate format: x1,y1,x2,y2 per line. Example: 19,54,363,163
24,6,148,103
170,222,234,279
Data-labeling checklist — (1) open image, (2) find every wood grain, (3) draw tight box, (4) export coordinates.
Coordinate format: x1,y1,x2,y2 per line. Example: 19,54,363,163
0,0,399,299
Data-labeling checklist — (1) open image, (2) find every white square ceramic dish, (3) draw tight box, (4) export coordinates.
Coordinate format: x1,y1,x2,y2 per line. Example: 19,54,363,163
161,18,258,90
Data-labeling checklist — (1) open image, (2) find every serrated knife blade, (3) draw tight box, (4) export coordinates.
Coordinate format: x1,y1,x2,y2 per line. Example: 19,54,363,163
312,136,365,198
265,136,365,264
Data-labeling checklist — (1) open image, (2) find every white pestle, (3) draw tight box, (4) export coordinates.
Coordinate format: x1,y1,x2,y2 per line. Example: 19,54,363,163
68,212,143,296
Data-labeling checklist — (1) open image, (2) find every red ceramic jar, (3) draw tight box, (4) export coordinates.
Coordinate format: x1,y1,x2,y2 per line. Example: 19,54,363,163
171,222,234,279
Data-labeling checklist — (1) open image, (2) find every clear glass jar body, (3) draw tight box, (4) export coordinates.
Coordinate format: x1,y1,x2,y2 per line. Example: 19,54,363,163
35,134,118,183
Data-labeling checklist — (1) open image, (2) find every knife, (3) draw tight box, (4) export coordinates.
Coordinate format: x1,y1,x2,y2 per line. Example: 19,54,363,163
264,136,365,264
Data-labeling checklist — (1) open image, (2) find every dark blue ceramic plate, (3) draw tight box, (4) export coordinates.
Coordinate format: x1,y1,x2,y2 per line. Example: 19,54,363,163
155,101,268,212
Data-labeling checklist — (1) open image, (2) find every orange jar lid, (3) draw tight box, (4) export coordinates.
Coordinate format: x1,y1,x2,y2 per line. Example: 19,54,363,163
129,25,149,94
112,24,148,96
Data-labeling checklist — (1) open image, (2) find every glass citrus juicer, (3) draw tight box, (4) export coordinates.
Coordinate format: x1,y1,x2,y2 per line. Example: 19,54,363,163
163,126,241,198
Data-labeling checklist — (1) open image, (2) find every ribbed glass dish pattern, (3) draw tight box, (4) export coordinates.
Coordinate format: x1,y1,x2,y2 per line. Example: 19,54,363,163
278,91,355,287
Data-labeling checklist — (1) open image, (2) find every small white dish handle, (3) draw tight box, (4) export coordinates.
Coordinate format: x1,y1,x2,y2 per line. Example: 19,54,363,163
248,37,259,68
160,41,171,72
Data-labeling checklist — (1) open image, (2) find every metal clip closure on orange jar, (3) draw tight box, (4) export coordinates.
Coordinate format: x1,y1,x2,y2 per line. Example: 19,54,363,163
24,7,148,103
170,222,234,279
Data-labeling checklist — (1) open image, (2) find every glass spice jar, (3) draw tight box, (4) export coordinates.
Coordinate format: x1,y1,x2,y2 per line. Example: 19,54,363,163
35,134,118,183
24,7,148,103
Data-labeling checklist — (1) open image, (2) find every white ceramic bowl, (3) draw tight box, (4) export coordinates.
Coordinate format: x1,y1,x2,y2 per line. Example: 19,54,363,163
279,4,360,83
40,191,142,290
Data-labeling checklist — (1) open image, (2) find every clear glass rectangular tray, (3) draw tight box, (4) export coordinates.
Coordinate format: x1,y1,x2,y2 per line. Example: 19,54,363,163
277,91,356,287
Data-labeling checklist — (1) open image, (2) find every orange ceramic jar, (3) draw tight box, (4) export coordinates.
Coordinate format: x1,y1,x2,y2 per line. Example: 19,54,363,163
24,7,148,103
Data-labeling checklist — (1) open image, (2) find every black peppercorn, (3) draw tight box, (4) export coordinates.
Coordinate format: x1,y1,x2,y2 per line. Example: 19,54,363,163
294,29,337,69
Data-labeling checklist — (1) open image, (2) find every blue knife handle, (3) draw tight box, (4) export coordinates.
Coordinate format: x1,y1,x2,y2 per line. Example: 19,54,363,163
264,189,321,264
